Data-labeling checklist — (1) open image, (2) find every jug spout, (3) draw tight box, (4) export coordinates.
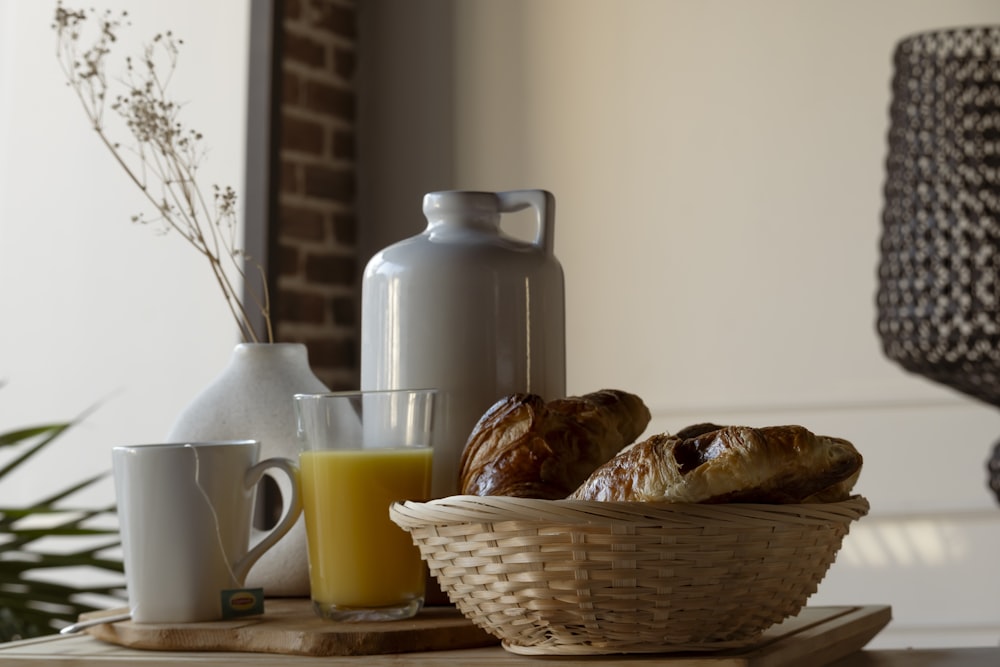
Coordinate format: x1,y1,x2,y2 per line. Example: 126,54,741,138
423,189,555,253
423,190,502,223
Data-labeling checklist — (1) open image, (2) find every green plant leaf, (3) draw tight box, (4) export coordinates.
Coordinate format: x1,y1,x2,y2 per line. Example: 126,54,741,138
0,424,70,480
0,400,124,640
0,424,66,448
25,472,110,509
0,502,115,522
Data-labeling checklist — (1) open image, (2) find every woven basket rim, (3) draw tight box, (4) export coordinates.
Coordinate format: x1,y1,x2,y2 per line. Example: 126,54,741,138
390,494,870,528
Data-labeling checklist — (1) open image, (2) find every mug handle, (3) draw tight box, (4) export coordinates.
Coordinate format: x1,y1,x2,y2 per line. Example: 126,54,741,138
231,457,302,584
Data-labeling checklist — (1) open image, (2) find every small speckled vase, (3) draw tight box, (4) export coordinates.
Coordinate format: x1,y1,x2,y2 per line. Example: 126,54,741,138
165,343,328,597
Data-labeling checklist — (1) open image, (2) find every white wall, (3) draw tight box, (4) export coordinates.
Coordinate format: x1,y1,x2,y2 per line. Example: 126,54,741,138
0,1,249,511
360,0,1000,651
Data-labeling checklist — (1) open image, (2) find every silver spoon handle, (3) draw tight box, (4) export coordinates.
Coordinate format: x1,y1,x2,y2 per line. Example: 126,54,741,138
59,612,132,635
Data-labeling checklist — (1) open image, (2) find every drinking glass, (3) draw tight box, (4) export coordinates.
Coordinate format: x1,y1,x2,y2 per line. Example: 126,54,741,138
293,389,436,621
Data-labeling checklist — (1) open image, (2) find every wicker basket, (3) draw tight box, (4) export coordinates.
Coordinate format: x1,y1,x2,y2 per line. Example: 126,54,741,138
390,494,869,655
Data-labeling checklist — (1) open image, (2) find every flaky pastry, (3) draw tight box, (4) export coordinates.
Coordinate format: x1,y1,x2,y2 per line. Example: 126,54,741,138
459,389,651,499
569,424,862,504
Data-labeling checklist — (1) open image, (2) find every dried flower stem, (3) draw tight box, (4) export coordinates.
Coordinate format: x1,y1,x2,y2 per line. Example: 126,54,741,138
53,3,272,343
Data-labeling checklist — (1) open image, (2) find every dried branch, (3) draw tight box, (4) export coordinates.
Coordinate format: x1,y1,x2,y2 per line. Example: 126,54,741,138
53,2,272,343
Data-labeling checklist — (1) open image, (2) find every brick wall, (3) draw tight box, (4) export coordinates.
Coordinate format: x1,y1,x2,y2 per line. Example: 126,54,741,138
272,0,359,390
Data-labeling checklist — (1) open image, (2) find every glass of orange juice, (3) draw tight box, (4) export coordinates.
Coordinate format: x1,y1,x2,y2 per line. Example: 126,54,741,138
293,389,436,622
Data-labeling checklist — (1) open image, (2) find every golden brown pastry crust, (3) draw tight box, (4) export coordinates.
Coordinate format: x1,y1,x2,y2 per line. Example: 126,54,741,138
569,424,862,503
459,389,651,499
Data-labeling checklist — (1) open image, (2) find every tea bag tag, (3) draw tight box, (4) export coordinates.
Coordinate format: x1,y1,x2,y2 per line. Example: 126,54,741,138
220,588,265,619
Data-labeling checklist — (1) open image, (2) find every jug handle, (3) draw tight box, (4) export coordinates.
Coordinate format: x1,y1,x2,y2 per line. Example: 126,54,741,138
497,190,555,254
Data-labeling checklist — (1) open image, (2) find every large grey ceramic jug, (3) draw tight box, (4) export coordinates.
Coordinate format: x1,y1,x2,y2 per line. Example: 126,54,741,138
360,189,566,497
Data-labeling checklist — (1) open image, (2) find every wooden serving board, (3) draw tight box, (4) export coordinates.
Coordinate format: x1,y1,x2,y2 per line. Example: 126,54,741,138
629,605,892,667
76,601,891,663
79,599,498,656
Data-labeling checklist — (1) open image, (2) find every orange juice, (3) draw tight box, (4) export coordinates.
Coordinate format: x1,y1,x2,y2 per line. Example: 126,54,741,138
299,447,432,609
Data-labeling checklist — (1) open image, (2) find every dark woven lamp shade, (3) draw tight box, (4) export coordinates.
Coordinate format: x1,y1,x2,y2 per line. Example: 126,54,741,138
876,26,1000,406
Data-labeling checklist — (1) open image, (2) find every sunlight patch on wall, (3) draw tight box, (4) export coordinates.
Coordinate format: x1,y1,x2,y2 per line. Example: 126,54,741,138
839,518,970,569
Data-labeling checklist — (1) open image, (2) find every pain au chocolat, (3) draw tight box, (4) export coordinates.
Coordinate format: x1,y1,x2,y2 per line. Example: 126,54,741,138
459,389,651,500
569,424,863,503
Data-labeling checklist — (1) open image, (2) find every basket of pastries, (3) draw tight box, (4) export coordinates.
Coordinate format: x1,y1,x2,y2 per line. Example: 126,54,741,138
389,389,869,655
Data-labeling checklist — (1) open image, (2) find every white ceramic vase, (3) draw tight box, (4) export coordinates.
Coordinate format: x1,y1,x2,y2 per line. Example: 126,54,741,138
165,342,328,597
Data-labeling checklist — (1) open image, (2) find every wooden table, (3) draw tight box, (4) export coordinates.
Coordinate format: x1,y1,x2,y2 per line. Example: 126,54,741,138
0,633,999,666
0,603,995,667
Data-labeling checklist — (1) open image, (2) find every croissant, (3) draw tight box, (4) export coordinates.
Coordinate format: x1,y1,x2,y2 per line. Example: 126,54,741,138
459,389,651,499
569,424,862,504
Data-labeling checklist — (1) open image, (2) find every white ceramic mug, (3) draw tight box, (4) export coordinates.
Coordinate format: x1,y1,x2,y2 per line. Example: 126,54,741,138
112,440,301,623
